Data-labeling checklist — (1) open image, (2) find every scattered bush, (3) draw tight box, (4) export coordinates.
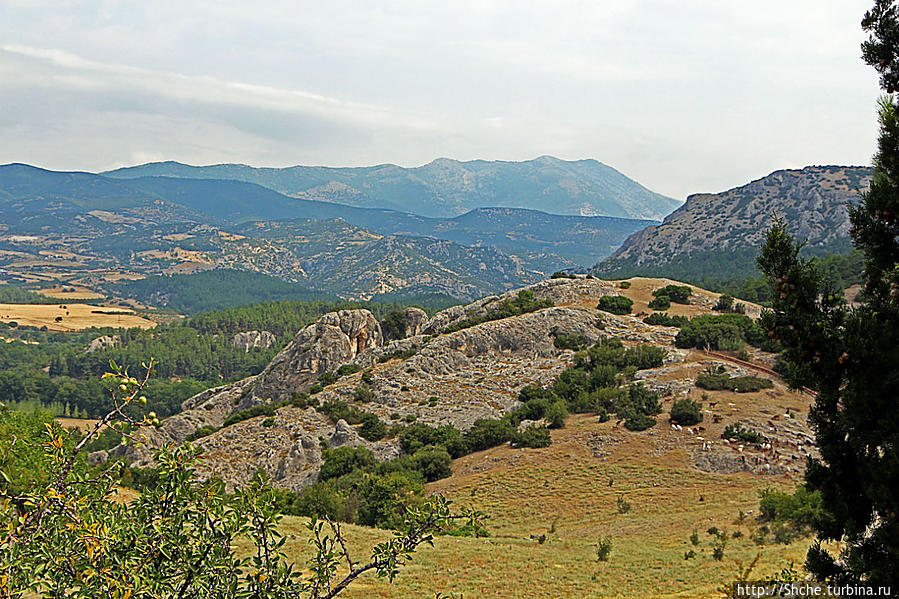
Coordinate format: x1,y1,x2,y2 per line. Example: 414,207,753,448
722,423,764,443
669,397,703,426
261,417,275,427
618,281,632,289
511,425,552,448
653,285,692,304
553,333,591,351
445,290,553,333
616,495,631,514
353,383,375,403
647,295,671,310
643,313,689,327
696,369,773,393
597,295,633,315
596,536,613,561
359,412,388,441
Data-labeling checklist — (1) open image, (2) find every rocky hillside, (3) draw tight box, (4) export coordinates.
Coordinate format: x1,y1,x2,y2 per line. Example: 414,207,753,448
125,276,814,494
595,165,871,276
104,156,680,220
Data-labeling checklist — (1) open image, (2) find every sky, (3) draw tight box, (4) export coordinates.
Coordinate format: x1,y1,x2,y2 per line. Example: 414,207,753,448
0,0,883,201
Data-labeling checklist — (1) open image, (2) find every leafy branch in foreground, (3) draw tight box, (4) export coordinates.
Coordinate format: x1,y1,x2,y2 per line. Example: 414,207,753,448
0,360,481,599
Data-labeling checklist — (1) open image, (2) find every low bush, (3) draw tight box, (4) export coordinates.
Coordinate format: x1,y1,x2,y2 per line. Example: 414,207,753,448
359,412,388,441
643,313,689,327
722,423,764,443
597,295,633,315
653,284,692,304
511,425,552,448
647,295,671,310
552,333,591,351
669,397,703,425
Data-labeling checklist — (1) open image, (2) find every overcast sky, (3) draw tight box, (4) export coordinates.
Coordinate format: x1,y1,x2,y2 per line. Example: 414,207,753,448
0,0,882,200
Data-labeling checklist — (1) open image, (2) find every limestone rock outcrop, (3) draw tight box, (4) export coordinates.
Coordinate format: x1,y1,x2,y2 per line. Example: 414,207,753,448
231,330,276,352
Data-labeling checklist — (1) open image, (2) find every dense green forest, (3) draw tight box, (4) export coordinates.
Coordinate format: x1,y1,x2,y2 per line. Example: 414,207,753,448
0,295,452,419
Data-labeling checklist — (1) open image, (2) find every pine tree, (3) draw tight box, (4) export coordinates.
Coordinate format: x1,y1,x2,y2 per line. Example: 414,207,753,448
756,2,899,586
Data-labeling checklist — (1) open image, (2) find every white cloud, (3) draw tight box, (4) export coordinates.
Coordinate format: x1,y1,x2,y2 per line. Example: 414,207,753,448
0,0,883,200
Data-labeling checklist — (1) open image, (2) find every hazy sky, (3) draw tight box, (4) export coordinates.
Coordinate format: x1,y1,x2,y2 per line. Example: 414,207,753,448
0,1,882,200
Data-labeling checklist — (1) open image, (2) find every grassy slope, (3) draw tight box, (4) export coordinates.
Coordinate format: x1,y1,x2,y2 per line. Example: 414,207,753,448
244,276,810,597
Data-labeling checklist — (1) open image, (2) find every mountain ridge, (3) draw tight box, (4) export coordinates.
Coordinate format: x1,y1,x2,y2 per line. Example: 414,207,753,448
594,165,871,280
103,156,680,220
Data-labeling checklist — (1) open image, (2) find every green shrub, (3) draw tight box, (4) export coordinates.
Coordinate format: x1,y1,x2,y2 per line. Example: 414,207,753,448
643,313,689,327
318,445,376,481
353,384,375,403
357,471,424,528
616,495,631,514
380,309,409,341
336,364,362,377
675,313,770,351
596,536,613,561
359,412,388,441
624,344,666,370
597,295,633,315
318,371,339,386
696,370,773,393
511,425,552,448
647,295,671,310
653,285,692,304
714,294,734,312
759,485,825,532
618,281,632,289
553,333,591,351
669,397,703,426
261,417,275,427
464,418,514,452
410,445,453,481
378,348,418,363
722,423,764,443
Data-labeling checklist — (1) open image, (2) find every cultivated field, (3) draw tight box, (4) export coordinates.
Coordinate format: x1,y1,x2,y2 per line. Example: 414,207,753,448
0,302,156,330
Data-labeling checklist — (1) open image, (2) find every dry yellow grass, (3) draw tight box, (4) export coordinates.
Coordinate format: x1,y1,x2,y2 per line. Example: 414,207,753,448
267,410,811,599
615,277,763,318
37,286,105,300
55,417,101,431
0,302,156,330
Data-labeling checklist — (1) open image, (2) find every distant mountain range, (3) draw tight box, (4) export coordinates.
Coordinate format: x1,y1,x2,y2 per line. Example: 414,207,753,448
594,165,872,285
104,156,680,220
0,163,656,301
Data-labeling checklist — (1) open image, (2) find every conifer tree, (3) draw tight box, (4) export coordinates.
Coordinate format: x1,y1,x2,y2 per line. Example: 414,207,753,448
756,1,899,586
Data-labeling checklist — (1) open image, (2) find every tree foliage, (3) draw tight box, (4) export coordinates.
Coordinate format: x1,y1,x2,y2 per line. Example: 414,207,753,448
0,362,481,598
753,7,899,578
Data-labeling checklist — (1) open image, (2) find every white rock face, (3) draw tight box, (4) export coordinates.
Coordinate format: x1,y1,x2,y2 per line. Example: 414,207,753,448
231,330,276,352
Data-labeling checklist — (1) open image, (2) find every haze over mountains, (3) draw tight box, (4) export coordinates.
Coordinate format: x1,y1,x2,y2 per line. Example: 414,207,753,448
104,156,680,220
0,160,661,301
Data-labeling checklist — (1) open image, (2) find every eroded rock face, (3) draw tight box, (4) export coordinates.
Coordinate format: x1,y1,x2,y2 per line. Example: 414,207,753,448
248,309,382,402
232,330,276,352
404,307,428,337
85,335,119,353
192,408,399,492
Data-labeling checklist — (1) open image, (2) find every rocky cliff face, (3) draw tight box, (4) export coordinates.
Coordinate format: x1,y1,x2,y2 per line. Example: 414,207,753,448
231,330,276,352
596,165,871,271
